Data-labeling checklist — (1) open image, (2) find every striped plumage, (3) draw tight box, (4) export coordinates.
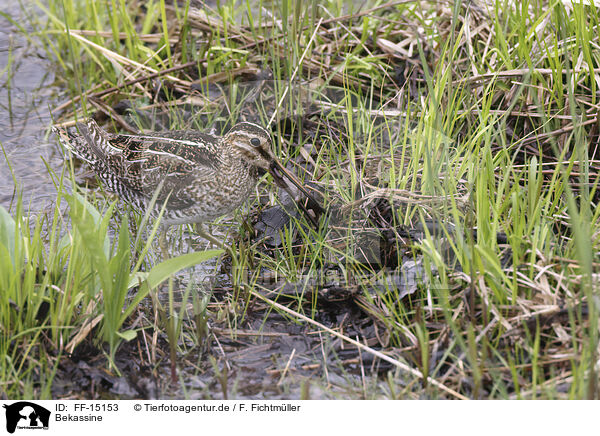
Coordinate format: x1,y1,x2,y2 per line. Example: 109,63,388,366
52,119,314,227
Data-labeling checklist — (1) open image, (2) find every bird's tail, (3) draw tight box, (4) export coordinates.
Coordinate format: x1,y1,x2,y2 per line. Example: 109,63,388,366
52,119,114,166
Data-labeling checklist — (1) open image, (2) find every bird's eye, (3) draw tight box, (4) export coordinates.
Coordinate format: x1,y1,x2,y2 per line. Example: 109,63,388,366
250,138,261,147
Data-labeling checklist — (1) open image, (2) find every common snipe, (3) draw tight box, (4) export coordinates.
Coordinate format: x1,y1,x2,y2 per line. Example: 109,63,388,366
53,119,321,246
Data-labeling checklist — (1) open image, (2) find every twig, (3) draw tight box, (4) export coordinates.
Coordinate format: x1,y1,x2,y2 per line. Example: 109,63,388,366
65,30,190,86
453,67,600,85
277,349,296,386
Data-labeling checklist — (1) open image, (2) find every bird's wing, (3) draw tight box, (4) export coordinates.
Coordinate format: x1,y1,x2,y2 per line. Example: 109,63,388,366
103,128,222,210
55,119,223,210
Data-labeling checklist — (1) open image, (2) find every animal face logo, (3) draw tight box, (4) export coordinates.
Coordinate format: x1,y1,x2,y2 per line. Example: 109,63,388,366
3,402,50,433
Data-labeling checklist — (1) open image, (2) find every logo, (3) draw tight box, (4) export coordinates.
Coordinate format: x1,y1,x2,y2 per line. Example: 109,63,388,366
2,402,50,433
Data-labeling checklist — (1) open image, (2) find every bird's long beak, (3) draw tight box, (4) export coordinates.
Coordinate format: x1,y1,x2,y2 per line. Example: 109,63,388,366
268,160,324,223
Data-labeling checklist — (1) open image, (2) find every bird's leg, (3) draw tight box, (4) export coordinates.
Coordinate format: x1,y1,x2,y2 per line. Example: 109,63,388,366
195,224,240,261
195,225,226,250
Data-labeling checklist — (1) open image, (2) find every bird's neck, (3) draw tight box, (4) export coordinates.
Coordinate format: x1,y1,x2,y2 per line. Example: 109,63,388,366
218,144,253,176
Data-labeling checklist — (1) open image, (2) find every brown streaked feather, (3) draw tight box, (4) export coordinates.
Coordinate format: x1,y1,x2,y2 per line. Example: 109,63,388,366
102,132,223,210
108,131,222,169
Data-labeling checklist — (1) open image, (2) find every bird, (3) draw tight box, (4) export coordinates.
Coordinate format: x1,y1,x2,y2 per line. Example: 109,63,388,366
52,119,322,250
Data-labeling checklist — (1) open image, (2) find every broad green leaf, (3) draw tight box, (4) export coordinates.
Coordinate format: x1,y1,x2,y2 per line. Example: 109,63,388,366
120,249,222,323
146,250,223,290
128,271,149,290
116,330,138,341
0,205,21,268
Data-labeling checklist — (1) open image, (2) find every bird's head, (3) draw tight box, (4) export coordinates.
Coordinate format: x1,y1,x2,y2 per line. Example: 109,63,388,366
224,121,324,221
224,122,276,172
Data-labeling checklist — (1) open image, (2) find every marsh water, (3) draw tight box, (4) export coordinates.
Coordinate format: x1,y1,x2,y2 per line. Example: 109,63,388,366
0,2,64,211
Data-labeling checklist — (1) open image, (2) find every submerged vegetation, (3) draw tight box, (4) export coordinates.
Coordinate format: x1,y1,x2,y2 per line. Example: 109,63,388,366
1,0,600,399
